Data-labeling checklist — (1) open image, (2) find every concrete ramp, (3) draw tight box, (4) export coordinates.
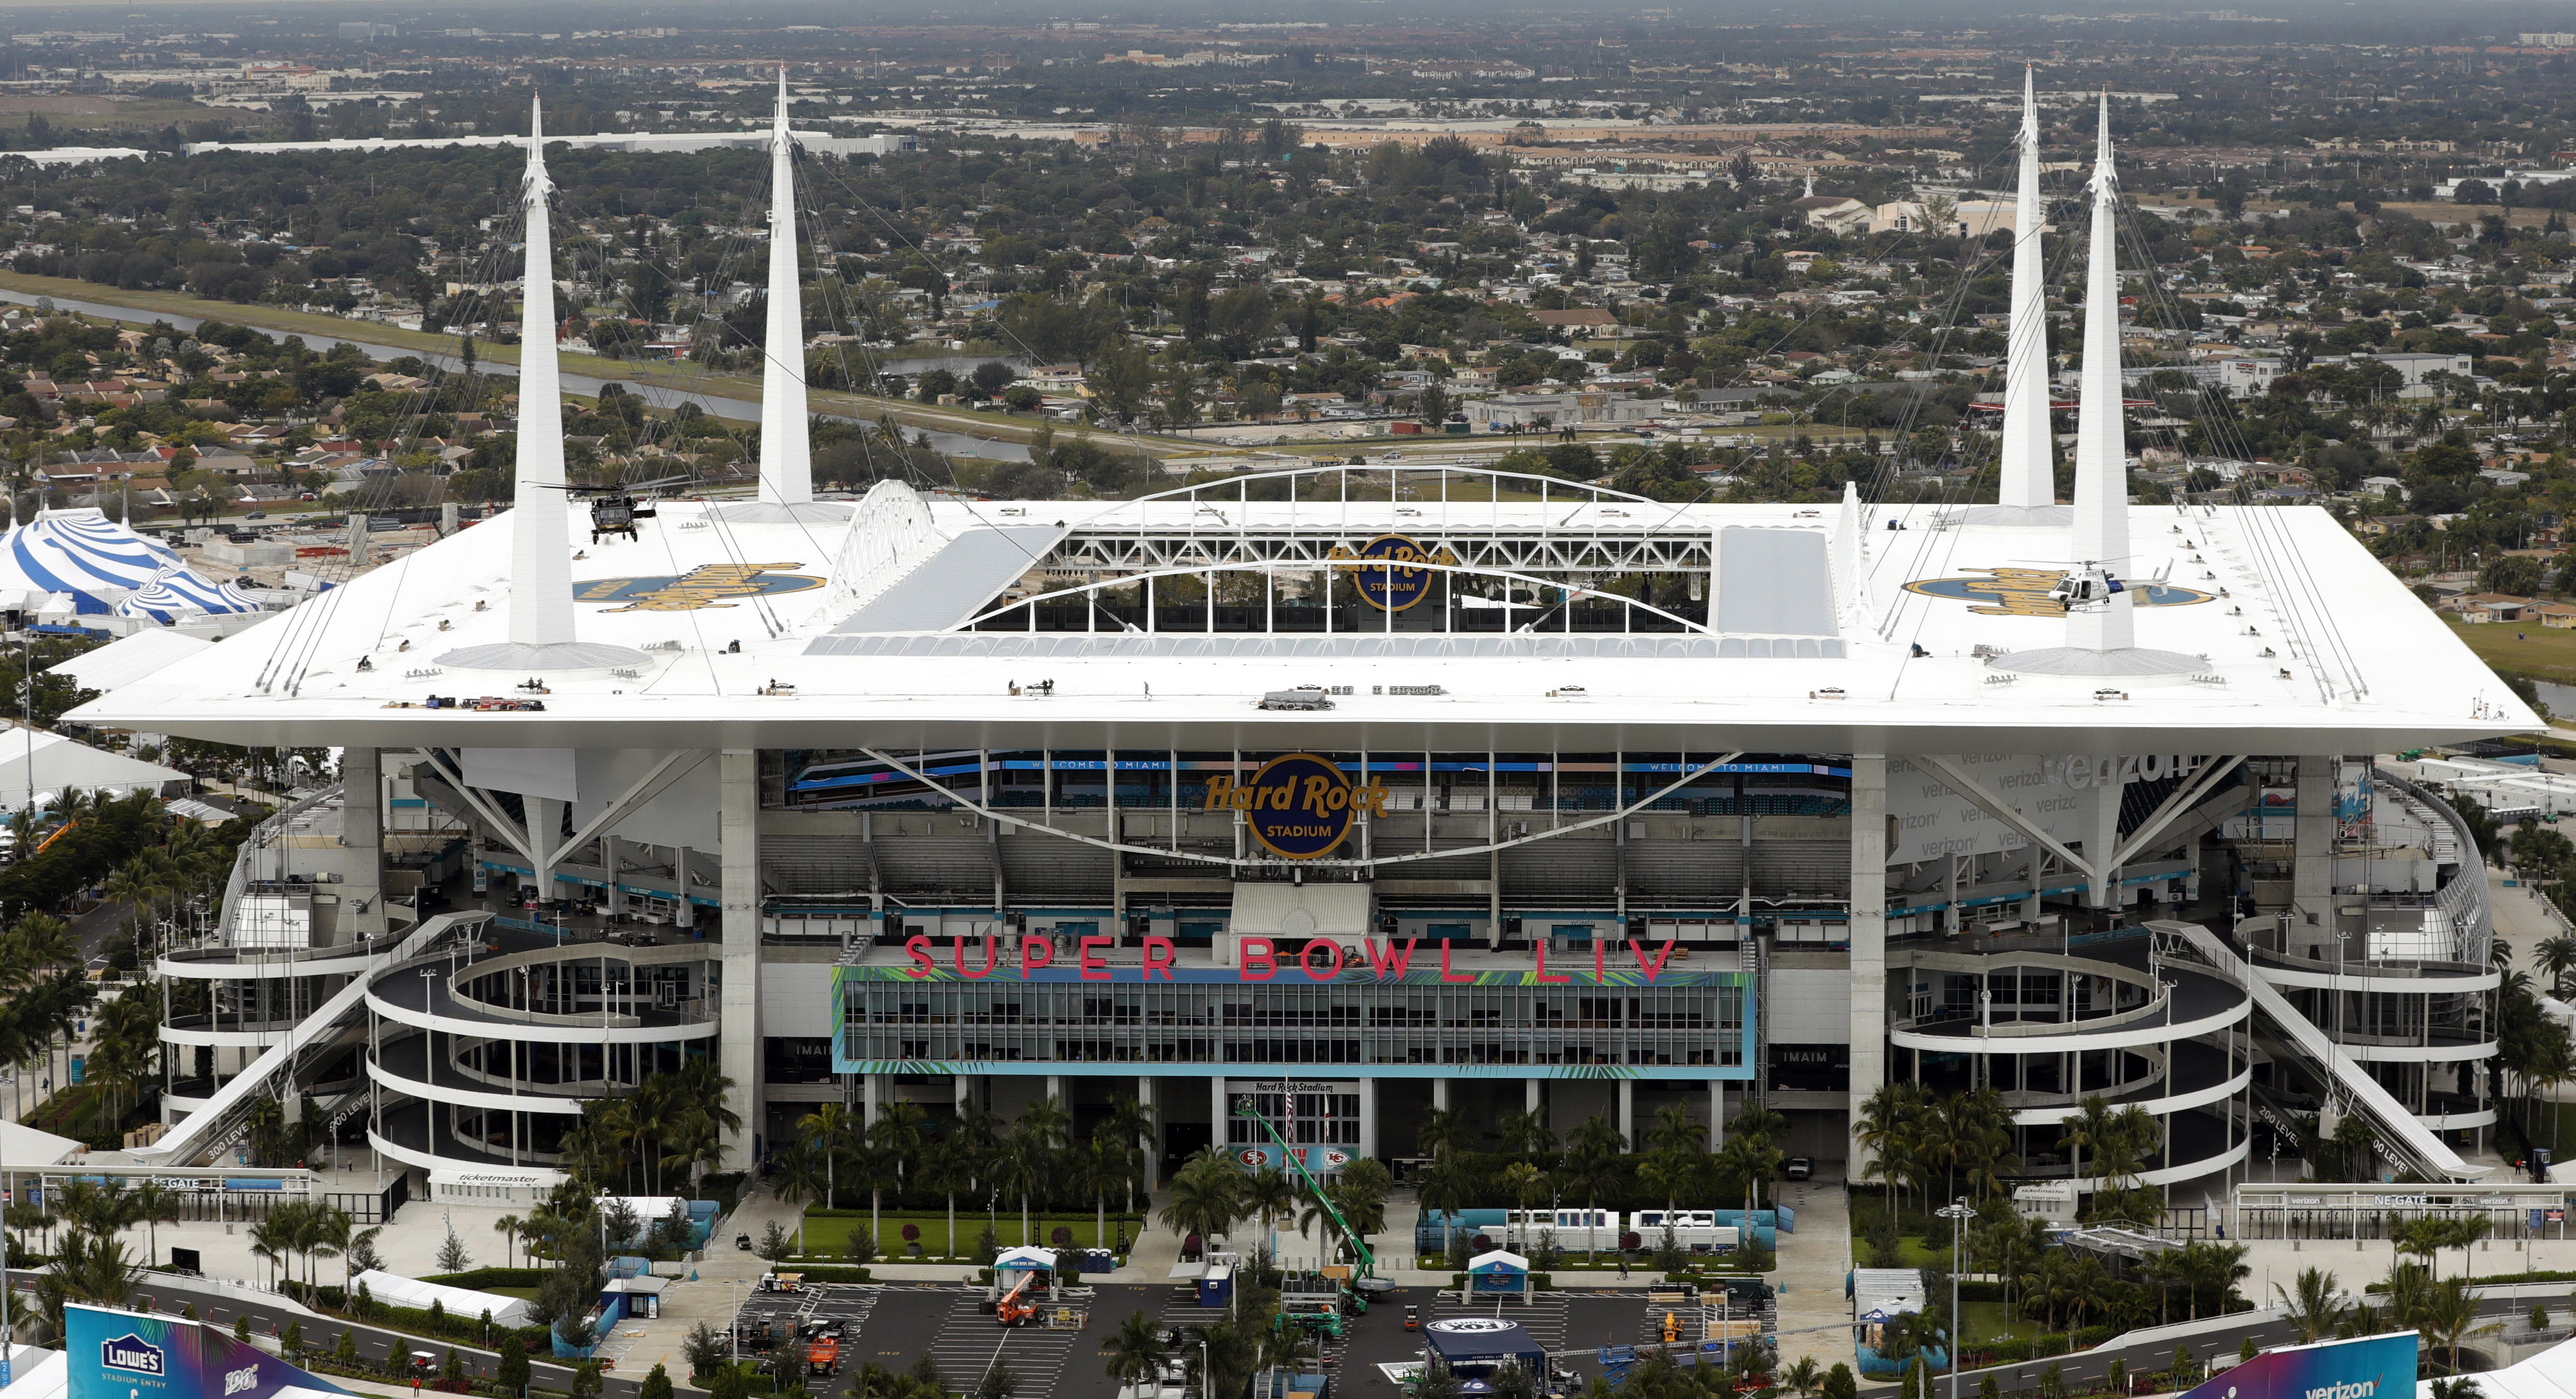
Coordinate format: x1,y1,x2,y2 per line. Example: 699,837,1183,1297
2161,920,2488,1182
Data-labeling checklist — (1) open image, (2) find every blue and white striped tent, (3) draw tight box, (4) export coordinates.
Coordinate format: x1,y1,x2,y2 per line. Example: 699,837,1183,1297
0,509,259,620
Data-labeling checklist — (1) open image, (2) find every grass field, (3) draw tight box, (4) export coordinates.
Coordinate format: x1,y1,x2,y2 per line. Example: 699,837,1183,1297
2444,617,2576,693
794,1208,1146,1260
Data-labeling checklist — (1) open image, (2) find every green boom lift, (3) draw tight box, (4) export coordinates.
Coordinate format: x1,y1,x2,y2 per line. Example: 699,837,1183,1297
1233,1098,1390,1315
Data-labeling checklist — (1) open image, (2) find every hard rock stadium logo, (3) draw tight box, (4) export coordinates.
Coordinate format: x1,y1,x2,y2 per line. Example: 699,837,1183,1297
1205,753,1394,859
574,563,823,612
1903,567,2214,618
1325,533,1459,612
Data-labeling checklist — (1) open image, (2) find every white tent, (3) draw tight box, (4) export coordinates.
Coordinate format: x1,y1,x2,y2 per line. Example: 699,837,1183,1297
2423,1330,2576,1399
45,628,213,696
0,1344,62,1399
0,1119,84,1166
0,727,190,815
350,1270,533,1328
0,510,258,620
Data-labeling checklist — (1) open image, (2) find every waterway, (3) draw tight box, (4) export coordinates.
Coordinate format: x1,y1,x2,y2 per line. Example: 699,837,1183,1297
0,288,1032,461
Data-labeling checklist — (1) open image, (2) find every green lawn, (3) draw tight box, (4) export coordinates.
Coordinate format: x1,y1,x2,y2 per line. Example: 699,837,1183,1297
1962,1300,2046,1345
2446,618,2576,695
796,1209,1145,1260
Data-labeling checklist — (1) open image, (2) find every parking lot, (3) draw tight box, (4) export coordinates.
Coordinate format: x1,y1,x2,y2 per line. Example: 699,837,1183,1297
725,1280,1760,1399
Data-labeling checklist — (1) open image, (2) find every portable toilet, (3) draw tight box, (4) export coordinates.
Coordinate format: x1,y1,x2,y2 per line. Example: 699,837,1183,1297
1466,1249,1532,1303
1199,1258,1235,1308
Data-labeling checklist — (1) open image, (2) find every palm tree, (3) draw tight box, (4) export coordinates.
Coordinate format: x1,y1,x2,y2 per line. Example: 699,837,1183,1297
771,1142,830,1258
871,1101,930,1241
2417,1274,2503,1375
2540,936,2576,998
1099,1095,1158,1209
1001,1099,1069,1246
2276,1267,2345,1344
1715,1131,1785,1218
797,1103,852,1211
492,1214,524,1270
1555,1115,1626,1259
1497,1110,1555,1158
1415,1149,1473,1259
129,1181,180,1269
1780,1358,1823,1399
917,1133,974,1260
1416,1105,1471,1158
1102,1310,1168,1394
1077,1127,1138,1254
1239,1168,1297,1266
1856,1083,1924,1215
1501,1161,1547,1246
1157,1159,1241,1258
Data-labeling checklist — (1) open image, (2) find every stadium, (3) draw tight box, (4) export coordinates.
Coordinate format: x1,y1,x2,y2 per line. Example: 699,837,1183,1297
71,88,2536,1203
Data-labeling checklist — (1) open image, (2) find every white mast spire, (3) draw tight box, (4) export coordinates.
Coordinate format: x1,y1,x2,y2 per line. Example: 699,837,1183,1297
1987,91,2195,681
2066,91,2133,653
760,67,811,507
1997,65,2056,513
508,94,572,649
716,67,850,523
441,96,646,670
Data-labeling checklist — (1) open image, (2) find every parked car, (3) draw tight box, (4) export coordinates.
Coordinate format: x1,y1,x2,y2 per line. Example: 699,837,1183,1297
1785,1157,1813,1181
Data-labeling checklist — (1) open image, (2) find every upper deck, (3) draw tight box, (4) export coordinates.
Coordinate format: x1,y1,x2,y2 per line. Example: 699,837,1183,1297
69,468,2536,754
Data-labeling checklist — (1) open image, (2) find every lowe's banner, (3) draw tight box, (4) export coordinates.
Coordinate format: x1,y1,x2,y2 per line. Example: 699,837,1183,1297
67,1305,351,1399
2179,1332,2418,1399
68,1304,199,1399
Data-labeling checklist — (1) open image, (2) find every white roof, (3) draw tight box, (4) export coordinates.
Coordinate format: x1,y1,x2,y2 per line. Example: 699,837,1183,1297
0,727,190,813
2419,1331,2566,1399
351,1270,532,1328
1853,1267,1928,1316
0,1344,63,1399
47,628,213,695
0,1119,85,1167
63,492,2535,754
993,1246,1057,1269
1468,1249,1531,1271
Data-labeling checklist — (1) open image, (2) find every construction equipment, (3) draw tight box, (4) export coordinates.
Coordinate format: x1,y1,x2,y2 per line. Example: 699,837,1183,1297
807,1338,839,1377
1231,1099,1386,1299
756,1272,803,1293
995,1267,1042,1326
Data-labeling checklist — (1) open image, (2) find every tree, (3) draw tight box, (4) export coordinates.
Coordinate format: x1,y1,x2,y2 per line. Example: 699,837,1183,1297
1102,1310,1167,1392
639,1362,675,1399
437,1226,471,1274
2481,555,2546,597
1084,342,1155,427
1555,1115,1627,1259
972,1357,1017,1399
1160,1157,1241,1258
679,1323,723,1383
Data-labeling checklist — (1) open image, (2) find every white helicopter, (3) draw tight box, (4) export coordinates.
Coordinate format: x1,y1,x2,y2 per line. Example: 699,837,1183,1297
2026,556,2171,613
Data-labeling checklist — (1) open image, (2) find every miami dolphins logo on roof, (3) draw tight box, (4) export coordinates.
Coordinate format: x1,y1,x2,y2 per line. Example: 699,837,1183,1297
575,562,823,611
1903,567,2214,618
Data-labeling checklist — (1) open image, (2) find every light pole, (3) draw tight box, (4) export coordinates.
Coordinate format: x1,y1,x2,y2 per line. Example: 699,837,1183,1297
1939,1199,1976,1399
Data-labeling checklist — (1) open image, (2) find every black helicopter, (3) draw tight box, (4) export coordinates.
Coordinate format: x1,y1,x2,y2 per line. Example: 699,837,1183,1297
535,474,692,544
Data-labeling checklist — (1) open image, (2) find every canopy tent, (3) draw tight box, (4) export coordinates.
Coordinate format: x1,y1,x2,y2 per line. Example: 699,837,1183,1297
1422,1319,1546,1377
0,727,190,815
351,1270,533,1328
45,628,214,696
1466,1249,1532,1300
0,511,259,619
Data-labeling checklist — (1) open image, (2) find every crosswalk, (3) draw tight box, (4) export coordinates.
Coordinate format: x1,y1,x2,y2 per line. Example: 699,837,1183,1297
922,1293,1086,1397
